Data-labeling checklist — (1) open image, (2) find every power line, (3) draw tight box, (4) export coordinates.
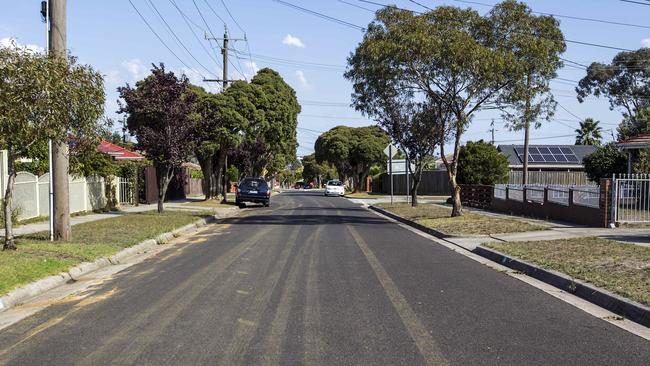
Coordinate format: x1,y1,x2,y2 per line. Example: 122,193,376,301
336,0,375,12
168,0,223,73
145,0,218,78
272,0,366,31
220,0,246,33
357,0,422,14
127,0,201,77
454,0,650,30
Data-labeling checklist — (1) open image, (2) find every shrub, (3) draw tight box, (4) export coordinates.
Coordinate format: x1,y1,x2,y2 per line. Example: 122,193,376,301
583,143,627,183
457,140,509,185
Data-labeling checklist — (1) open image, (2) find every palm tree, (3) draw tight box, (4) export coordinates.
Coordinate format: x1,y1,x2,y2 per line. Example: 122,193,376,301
575,118,603,146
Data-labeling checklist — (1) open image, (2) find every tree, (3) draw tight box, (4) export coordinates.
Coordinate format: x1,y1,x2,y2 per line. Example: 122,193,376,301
346,1,564,216
582,143,627,183
457,140,509,185
0,44,105,250
574,118,603,146
314,126,389,192
118,64,197,213
192,82,252,201
301,153,335,185
576,48,650,119
249,68,301,177
617,106,650,141
494,1,566,184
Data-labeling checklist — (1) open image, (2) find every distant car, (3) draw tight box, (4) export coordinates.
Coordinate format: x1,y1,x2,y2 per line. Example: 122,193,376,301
236,177,271,207
324,180,345,196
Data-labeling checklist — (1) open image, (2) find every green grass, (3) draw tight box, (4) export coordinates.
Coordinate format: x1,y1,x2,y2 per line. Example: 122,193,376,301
0,210,209,296
484,238,650,307
376,203,546,235
345,192,386,199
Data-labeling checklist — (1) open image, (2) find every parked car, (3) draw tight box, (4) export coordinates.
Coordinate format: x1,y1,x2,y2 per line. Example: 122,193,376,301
236,177,271,207
324,180,345,196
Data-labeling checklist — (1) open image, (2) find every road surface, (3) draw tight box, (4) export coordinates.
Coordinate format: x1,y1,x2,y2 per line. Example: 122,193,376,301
0,191,649,365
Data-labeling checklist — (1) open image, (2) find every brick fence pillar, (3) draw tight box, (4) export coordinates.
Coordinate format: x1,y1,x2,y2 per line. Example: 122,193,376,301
599,178,612,227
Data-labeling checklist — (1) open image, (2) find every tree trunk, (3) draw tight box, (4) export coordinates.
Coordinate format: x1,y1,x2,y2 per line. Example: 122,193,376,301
212,149,227,201
3,148,17,251
411,168,423,207
449,176,462,217
197,154,213,200
156,164,172,214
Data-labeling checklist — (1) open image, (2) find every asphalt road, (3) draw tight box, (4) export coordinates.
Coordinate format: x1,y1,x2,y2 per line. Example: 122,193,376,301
0,191,649,365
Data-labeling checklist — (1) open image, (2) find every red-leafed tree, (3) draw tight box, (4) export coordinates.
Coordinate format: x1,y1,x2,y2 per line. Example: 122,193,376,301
118,64,197,213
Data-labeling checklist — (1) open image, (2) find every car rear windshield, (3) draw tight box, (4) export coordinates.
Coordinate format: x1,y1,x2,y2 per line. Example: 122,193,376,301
327,181,343,186
240,179,268,190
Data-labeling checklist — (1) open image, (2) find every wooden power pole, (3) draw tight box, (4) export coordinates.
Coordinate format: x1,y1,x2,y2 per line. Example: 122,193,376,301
204,27,243,203
49,0,71,241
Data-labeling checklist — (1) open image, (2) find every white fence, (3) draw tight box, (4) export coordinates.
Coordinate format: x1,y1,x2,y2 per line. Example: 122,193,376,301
613,174,650,224
11,172,107,220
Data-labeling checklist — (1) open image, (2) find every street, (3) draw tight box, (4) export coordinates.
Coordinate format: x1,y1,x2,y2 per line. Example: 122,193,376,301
0,191,649,365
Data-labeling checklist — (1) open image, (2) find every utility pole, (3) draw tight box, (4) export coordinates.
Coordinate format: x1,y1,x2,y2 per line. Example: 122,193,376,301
489,119,497,145
41,1,54,241
204,26,244,203
49,0,71,241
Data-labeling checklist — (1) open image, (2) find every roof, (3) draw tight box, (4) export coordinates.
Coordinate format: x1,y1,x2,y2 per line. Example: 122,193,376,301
97,140,144,161
617,132,650,149
497,144,597,168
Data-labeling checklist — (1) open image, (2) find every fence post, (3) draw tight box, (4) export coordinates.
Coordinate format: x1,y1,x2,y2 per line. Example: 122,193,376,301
0,150,7,196
599,178,612,228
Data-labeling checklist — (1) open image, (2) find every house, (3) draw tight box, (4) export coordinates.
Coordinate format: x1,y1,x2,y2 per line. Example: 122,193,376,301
497,144,598,185
97,140,144,161
616,131,650,174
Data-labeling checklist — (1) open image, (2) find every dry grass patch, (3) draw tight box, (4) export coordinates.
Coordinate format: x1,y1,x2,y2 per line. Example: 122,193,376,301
484,238,650,307
376,203,546,235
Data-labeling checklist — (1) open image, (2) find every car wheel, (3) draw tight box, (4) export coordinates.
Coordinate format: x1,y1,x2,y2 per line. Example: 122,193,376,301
264,201,270,207
238,202,246,208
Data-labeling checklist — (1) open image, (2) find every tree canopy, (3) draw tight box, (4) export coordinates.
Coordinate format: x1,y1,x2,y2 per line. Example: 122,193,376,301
576,48,650,119
118,63,197,213
315,125,389,192
582,143,627,183
346,0,565,215
457,141,509,185
0,44,105,250
574,118,603,146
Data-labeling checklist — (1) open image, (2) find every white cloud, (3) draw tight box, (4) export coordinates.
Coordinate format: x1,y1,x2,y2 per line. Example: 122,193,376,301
242,60,260,79
296,70,310,89
121,58,146,81
0,37,44,53
642,38,650,48
282,34,305,48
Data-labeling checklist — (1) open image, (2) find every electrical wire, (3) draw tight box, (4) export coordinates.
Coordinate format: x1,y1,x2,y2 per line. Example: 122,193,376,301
272,0,366,31
127,0,202,77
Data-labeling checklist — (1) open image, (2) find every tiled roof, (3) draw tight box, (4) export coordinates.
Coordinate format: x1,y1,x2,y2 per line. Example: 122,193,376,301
617,132,650,149
97,140,144,161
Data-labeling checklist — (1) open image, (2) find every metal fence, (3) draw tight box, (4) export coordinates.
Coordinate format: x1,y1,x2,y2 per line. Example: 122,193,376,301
494,184,600,208
118,177,134,205
547,186,569,206
613,174,650,224
494,184,507,200
507,185,524,202
572,186,600,208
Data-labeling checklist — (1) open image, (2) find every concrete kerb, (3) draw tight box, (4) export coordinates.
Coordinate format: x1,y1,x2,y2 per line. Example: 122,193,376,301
368,204,650,329
0,211,233,313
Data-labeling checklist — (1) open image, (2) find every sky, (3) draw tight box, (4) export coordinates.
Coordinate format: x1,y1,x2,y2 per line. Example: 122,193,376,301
2,0,649,158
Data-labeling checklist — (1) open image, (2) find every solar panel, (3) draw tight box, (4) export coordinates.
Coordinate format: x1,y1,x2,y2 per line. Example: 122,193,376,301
513,145,582,165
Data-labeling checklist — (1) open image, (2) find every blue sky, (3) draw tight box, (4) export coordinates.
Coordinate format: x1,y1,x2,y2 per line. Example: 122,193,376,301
2,0,649,157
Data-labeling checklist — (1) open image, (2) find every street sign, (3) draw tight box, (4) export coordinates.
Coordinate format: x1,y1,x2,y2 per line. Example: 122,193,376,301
383,144,397,158
387,159,414,175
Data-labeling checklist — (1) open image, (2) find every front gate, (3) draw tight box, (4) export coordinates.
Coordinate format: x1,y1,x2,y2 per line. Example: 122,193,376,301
613,174,650,224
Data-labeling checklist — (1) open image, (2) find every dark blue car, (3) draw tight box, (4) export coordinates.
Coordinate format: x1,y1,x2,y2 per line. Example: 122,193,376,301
235,177,271,208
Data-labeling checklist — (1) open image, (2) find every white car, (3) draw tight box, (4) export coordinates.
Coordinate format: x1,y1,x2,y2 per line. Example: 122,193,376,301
324,180,345,196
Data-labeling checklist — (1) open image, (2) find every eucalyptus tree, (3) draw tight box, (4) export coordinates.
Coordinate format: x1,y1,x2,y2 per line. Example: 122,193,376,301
346,0,565,216
118,64,197,213
0,44,105,249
